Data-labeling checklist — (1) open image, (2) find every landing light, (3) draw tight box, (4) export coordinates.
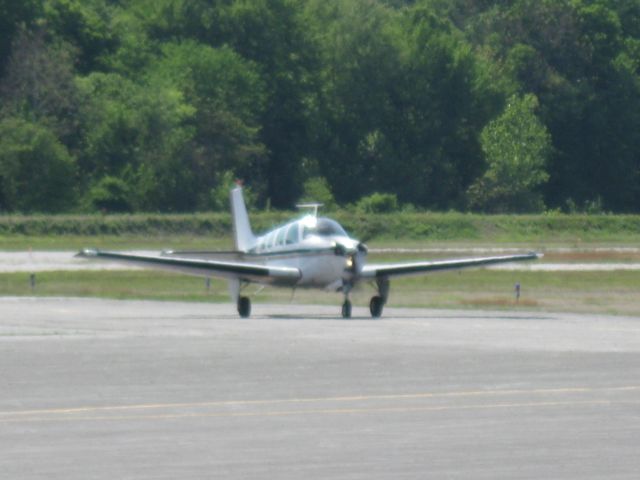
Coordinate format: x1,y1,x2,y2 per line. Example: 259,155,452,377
345,256,354,268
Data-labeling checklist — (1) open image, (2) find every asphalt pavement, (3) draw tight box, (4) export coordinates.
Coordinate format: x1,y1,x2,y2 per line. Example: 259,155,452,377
1,298,639,479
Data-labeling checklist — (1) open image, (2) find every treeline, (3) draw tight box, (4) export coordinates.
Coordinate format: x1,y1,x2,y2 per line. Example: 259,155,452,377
1,0,639,214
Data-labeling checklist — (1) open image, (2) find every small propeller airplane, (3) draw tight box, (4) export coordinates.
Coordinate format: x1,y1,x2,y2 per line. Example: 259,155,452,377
78,186,540,318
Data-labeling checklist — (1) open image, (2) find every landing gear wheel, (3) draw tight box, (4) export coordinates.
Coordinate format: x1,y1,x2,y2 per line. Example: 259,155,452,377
341,299,352,319
369,296,384,318
237,296,251,318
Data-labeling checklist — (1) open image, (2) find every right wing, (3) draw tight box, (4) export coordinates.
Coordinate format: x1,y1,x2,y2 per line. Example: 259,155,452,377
361,252,541,279
76,249,300,285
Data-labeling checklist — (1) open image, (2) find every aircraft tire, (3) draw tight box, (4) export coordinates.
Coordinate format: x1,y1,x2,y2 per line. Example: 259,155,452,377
237,296,251,318
341,300,352,319
369,296,384,318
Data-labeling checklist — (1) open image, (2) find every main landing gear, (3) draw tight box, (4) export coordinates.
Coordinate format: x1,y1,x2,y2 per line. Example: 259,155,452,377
237,296,251,318
369,295,384,318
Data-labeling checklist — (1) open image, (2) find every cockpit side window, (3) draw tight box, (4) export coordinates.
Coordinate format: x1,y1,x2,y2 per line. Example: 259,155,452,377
286,223,299,244
267,232,276,249
302,226,312,239
276,227,287,246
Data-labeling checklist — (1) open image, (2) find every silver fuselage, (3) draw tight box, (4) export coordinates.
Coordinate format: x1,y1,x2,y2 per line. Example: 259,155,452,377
245,215,363,289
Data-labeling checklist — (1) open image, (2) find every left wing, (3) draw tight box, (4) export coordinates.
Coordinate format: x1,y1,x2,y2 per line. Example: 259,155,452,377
76,249,300,285
361,252,541,279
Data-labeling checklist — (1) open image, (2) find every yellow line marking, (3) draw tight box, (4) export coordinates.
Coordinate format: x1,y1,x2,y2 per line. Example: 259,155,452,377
2,400,636,424
1,385,638,420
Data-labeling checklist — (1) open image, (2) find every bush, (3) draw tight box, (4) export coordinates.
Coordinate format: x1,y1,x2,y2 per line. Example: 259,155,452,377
356,192,399,214
86,176,133,213
299,177,336,210
0,117,77,212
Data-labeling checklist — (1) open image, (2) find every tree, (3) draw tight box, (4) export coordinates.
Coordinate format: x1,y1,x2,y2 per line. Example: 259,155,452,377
42,0,116,73
0,117,77,212
123,0,317,208
0,29,80,144
146,41,268,208
0,0,40,76
303,0,402,203
223,0,318,208
448,0,640,211
101,4,157,75
467,94,551,213
304,1,504,209
76,72,198,211
0,0,638,214
299,176,336,210
386,5,503,209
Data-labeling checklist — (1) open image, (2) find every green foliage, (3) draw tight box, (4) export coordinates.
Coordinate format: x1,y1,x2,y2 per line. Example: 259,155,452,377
85,176,133,213
208,172,257,212
76,72,199,211
356,192,399,214
146,40,268,208
4,211,640,246
42,0,116,72
103,6,156,74
0,117,77,212
305,1,501,209
148,41,265,125
0,29,80,142
299,177,336,210
0,0,639,213
384,5,501,209
304,0,401,202
223,0,318,208
0,0,41,75
468,94,551,213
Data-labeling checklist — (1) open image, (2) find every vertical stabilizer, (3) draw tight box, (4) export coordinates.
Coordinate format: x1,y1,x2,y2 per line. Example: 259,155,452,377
230,187,256,252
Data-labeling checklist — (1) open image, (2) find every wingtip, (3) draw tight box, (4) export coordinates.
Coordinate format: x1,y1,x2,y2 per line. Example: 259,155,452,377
75,248,99,258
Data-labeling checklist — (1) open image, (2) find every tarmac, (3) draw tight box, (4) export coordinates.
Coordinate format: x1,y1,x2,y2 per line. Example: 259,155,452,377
1,297,640,479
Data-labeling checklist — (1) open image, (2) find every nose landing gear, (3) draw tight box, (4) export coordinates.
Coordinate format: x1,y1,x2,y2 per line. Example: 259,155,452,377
341,299,352,318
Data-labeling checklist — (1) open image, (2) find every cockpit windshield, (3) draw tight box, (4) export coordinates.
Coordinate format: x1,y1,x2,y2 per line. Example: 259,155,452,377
303,217,348,238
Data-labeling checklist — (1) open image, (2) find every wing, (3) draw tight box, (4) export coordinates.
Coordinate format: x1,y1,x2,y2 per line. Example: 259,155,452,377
361,252,541,279
76,249,300,285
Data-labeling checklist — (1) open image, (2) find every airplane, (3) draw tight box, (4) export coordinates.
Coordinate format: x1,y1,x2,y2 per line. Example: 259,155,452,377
78,186,540,318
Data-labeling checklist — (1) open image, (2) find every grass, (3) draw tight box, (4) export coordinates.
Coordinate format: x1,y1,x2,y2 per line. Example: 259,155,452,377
1,211,640,250
390,269,640,316
1,212,639,315
0,271,229,303
3,268,640,317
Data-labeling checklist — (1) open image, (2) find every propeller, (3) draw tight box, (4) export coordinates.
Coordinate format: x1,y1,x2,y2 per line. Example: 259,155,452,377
334,241,367,278
334,241,368,256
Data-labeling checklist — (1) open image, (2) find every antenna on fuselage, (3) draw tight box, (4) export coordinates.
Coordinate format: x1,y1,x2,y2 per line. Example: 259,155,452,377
296,203,323,218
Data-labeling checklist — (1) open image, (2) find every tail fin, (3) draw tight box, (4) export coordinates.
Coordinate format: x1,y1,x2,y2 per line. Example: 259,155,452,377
230,186,256,252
